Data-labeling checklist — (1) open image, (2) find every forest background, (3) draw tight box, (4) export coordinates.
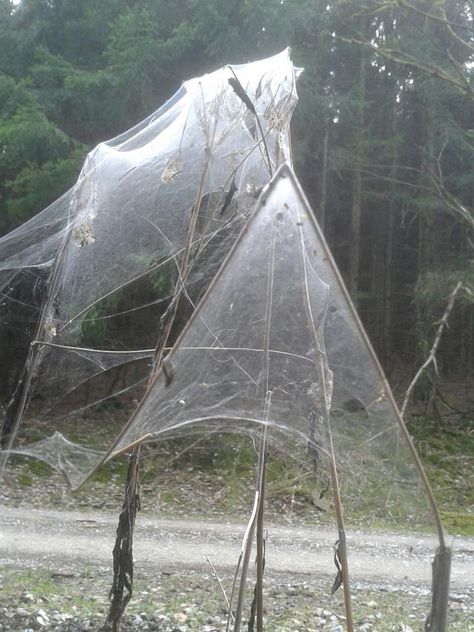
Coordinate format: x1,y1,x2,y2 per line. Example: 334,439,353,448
0,0,473,424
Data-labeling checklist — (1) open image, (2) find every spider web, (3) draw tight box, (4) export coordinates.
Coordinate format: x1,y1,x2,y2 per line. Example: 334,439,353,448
0,49,301,479
93,164,433,533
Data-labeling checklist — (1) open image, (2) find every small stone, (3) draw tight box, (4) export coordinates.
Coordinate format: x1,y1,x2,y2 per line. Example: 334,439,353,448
16,607,30,616
155,613,170,621
366,600,377,608
36,609,49,626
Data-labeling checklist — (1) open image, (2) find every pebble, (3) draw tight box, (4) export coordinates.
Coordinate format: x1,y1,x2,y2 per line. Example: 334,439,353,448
174,612,187,623
36,608,49,626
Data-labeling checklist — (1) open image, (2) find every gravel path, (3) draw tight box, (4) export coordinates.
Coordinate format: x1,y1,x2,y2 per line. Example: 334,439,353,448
1,505,473,630
1,505,473,588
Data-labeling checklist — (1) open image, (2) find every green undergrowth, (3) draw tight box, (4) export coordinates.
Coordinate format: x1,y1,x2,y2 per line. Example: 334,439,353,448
410,416,474,535
7,410,474,535
136,423,472,534
139,433,330,524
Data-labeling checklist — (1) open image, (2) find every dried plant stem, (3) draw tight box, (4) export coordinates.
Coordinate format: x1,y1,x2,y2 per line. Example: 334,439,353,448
205,554,233,621
229,489,259,632
103,447,141,632
255,427,267,632
255,502,265,632
226,557,242,632
327,425,354,632
425,545,452,632
401,281,463,419
230,424,268,632
228,67,273,177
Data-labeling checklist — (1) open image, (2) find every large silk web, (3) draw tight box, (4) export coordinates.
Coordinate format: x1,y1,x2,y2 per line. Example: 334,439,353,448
0,49,300,482
101,164,434,530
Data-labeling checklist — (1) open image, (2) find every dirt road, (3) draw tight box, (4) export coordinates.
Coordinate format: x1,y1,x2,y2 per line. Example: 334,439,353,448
1,505,473,592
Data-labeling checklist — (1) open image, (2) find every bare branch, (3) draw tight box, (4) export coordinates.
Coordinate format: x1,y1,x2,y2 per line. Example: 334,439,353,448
204,554,233,620
400,0,474,34
401,282,464,419
337,35,474,100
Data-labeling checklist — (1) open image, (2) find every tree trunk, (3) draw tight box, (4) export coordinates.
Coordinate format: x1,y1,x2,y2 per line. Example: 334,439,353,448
348,40,367,303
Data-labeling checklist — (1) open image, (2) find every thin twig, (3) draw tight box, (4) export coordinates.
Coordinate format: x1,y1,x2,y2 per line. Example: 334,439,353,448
401,282,463,419
255,426,268,632
204,554,233,622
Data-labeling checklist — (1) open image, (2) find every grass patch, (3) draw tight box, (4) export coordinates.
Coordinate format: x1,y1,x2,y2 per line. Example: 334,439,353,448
411,417,474,535
0,568,472,631
89,456,128,484
440,511,474,536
